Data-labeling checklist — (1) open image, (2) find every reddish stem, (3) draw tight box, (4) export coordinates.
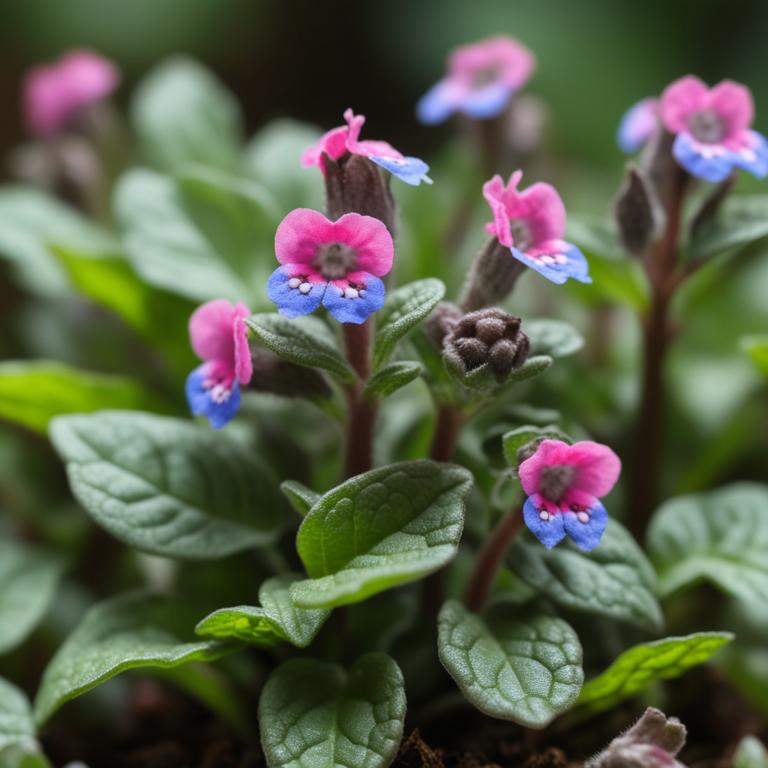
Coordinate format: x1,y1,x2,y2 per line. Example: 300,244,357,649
429,405,464,463
465,508,524,613
342,321,377,479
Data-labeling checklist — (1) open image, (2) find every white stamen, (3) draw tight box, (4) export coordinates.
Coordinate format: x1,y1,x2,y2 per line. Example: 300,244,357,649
540,255,555,265
359,289,367,297
577,511,590,524
288,277,301,289
209,384,231,404
344,287,359,299
554,253,568,264
299,282,312,294
539,509,550,521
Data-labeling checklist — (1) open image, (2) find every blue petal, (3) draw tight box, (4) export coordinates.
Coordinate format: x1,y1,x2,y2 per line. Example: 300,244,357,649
563,501,608,552
369,155,432,186
267,267,326,319
416,80,459,125
523,496,566,549
322,274,386,324
732,131,768,179
511,243,592,286
460,82,514,120
672,133,736,183
185,365,241,430
616,99,657,154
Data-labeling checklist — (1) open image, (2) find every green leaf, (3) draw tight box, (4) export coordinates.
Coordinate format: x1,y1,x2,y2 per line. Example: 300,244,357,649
648,483,768,605
195,574,329,648
245,119,324,210
49,411,282,560
524,320,584,359
574,632,733,717
734,736,768,768
281,480,320,518
54,246,195,371
246,314,355,384
689,195,768,260
446,355,553,395
437,600,583,728
0,361,169,434
566,215,622,260
372,279,445,370
259,653,406,768
115,168,279,304
742,335,768,378
0,679,38,757
0,541,65,655
0,185,115,297
291,461,472,608
502,426,571,470
131,57,243,174
363,361,423,400
508,521,663,632
33,591,234,726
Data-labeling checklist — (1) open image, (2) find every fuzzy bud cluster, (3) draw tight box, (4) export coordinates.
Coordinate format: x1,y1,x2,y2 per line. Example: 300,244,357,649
444,308,529,380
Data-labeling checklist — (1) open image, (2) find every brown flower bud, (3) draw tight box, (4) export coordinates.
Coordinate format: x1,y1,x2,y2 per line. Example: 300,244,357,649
614,165,664,256
323,153,397,236
423,301,463,349
458,238,526,312
444,308,529,380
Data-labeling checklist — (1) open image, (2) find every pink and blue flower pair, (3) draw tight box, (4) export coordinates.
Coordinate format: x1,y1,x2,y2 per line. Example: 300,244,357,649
302,108,431,186
618,76,768,183
267,208,394,325
484,171,591,285
23,49,119,138
417,36,535,124
186,300,252,429
519,439,621,551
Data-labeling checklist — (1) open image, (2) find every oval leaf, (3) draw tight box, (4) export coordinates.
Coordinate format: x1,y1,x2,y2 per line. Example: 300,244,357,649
259,653,406,768
363,361,423,400
0,541,66,655
507,521,663,632
574,632,733,717
438,600,583,728
33,591,234,726
0,678,45,763
49,411,282,560
131,57,243,174
689,194,768,260
280,480,320,518
648,483,768,604
247,314,355,384
291,461,472,608
372,279,445,370
195,574,329,648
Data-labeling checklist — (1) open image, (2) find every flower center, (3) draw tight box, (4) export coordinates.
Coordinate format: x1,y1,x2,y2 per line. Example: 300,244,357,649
688,109,726,144
539,464,576,504
203,365,234,403
471,66,500,89
509,219,532,251
313,242,358,280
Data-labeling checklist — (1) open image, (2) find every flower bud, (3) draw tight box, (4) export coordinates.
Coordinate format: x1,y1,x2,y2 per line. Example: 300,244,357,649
323,153,397,236
424,301,463,349
641,129,691,207
444,308,529,381
458,239,526,312
614,165,664,256
587,708,687,768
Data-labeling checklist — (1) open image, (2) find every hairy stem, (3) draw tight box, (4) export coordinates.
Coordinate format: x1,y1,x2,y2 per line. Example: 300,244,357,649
465,508,524,613
628,174,685,541
429,405,465,463
342,320,377,478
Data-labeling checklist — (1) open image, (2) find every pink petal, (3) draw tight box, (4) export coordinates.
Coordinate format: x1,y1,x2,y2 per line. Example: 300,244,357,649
448,36,535,91
483,174,514,247
232,302,253,385
331,213,394,277
190,299,239,365
343,108,403,160
564,441,622,498
512,182,566,244
301,126,348,168
518,439,572,495
709,80,754,138
660,75,709,133
275,208,336,266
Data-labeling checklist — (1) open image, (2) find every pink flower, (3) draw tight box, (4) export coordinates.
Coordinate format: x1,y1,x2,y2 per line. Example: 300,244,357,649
417,36,535,124
302,109,431,185
519,439,621,551
23,49,120,138
185,300,252,429
483,171,591,285
617,97,660,153
267,208,393,324
659,75,768,182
